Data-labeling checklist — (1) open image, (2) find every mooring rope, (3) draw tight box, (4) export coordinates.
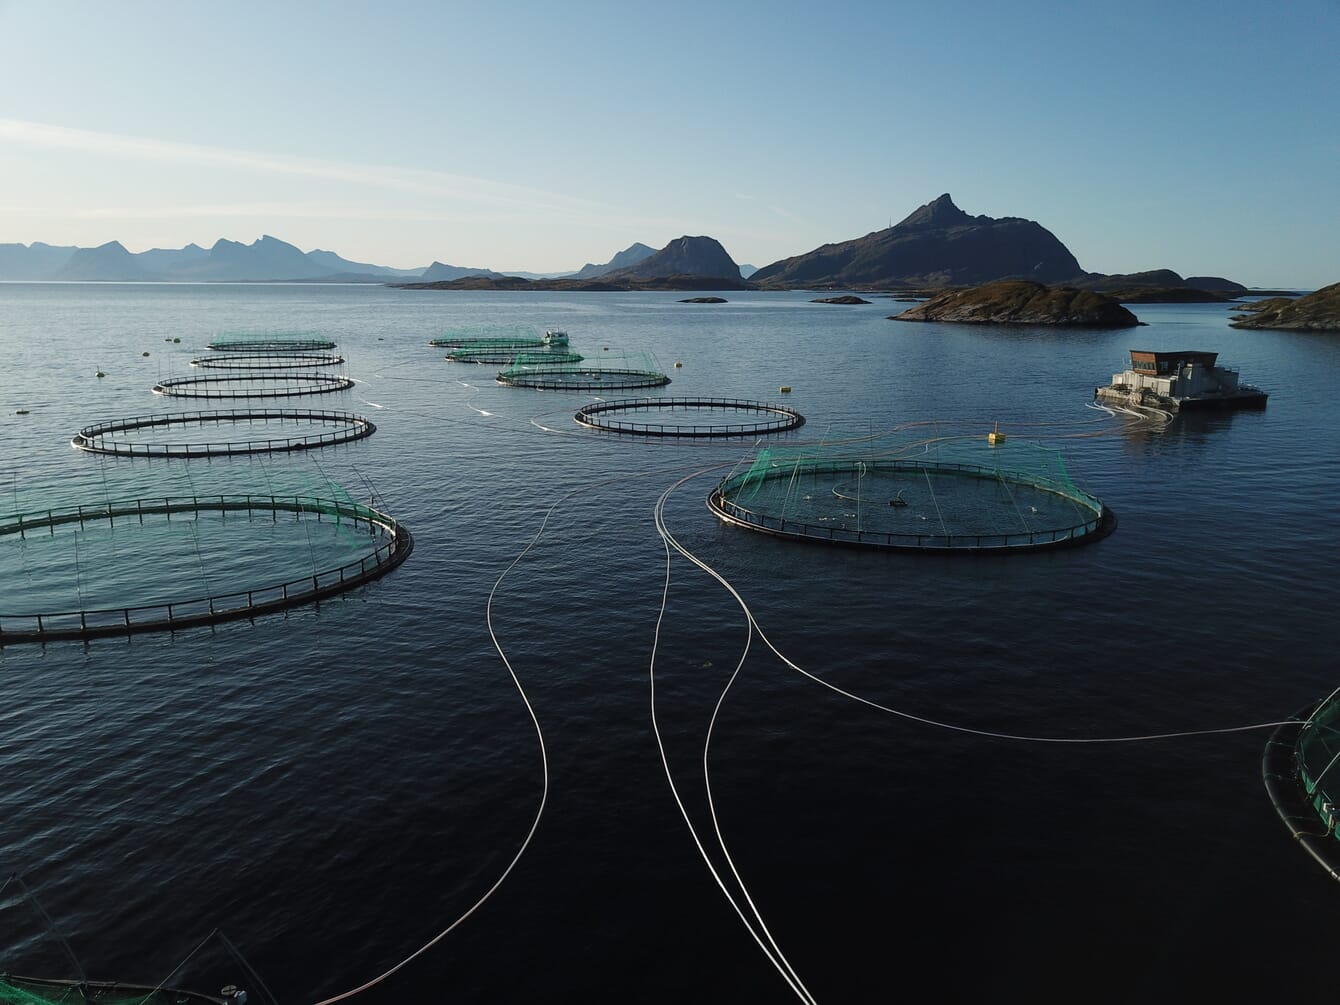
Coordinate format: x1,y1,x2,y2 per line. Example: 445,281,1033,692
307,486,562,1005
660,467,1298,745
651,471,819,1005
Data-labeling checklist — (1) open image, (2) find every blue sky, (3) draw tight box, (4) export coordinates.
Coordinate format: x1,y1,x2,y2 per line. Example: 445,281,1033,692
1,0,1336,287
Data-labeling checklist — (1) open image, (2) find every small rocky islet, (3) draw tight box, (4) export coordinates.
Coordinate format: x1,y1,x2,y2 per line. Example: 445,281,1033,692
889,280,1142,328
1228,282,1340,331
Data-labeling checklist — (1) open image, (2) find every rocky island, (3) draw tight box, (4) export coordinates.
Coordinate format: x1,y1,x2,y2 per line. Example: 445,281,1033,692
890,280,1141,328
1228,282,1340,331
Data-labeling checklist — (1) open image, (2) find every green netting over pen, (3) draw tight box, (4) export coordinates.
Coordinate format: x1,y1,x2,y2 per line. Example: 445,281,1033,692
497,349,670,391
0,975,235,1005
1262,690,1340,882
428,324,545,349
708,432,1112,551
1293,696,1340,839
207,332,336,352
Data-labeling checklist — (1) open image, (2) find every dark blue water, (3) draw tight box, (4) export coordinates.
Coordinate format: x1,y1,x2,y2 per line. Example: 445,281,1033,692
1,283,1337,1003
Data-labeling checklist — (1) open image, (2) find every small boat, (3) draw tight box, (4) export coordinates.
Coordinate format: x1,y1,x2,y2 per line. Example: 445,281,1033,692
542,329,569,345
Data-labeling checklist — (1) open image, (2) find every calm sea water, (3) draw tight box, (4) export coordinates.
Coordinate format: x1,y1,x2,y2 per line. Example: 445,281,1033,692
0,282,1337,1003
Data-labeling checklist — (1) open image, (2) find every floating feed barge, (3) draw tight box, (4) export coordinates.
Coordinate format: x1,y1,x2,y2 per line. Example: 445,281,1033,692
1263,690,1340,882
1095,350,1268,412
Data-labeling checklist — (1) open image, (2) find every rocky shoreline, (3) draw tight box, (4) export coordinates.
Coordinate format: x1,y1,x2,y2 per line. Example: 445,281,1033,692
889,280,1142,328
1228,283,1340,331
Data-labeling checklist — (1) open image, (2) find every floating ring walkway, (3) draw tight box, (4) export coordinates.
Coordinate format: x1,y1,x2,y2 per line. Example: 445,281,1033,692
207,337,336,352
575,397,805,437
0,494,412,644
1263,696,1340,882
498,367,670,391
708,457,1115,552
190,351,345,370
71,408,376,457
153,374,355,399
446,347,584,365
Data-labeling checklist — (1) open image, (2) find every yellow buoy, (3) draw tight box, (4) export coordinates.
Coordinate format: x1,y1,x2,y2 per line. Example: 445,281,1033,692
674,360,683,368
987,421,1006,446
779,385,792,393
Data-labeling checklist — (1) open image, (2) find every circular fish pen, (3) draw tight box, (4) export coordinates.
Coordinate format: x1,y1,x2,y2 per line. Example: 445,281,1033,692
153,373,355,399
207,334,337,352
575,397,805,437
428,324,545,350
446,346,584,365
0,494,412,644
708,439,1113,552
190,351,345,370
1263,693,1340,882
71,408,376,457
498,351,670,391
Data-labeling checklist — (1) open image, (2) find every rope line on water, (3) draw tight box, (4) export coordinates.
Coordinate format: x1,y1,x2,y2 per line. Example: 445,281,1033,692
307,493,558,1005
660,466,1298,746
650,471,820,1005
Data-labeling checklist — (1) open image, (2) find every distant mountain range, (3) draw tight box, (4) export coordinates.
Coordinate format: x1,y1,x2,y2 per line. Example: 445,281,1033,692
0,196,1258,291
0,235,666,285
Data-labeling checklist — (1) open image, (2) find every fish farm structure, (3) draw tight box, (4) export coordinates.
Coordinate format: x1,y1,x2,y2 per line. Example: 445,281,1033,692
708,435,1113,552
71,408,376,457
190,351,345,370
428,324,548,350
153,374,355,399
497,350,670,391
1263,689,1340,881
447,346,584,365
206,333,337,352
0,492,411,644
575,397,805,437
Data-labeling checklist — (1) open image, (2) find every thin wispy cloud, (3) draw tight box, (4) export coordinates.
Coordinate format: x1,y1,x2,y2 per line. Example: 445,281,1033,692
0,118,608,215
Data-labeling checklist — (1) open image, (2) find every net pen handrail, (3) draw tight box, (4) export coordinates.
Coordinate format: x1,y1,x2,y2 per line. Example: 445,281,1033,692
0,494,408,638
